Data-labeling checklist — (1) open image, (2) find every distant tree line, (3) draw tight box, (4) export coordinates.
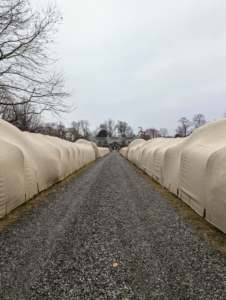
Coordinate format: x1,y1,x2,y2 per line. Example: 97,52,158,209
33,120,92,141
2,118,135,142
94,119,135,138
137,113,211,140
0,112,222,142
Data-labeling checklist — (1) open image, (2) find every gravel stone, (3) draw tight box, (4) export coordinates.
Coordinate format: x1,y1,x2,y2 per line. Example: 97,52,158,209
0,153,226,299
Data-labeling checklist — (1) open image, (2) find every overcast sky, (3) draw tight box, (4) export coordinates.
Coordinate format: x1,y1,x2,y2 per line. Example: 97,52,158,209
36,0,226,135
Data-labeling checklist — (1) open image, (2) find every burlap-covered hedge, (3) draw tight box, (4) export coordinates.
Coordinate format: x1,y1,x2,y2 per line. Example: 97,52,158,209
121,119,226,234
0,120,109,218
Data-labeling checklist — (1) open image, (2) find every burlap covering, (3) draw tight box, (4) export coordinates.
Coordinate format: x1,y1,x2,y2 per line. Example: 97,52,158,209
0,120,108,218
122,119,226,234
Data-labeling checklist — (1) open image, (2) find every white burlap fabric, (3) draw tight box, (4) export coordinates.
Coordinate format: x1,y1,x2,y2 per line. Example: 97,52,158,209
122,119,226,234
0,120,108,218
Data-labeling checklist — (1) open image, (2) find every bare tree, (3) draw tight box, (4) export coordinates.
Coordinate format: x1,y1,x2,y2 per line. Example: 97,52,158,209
222,111,226,118
175,126,183,137
36,122,57,135
115,121,128,137
192,114,206,129
96,119,116,137
56,121,66,139
138,127,161,140
96,119,133,138
175,117,191,137
0,102,43,131
138,127,150,140
160,128,168,137
0,0,73,120
99,123,108,131
80,120,91,139
146,127,161,139
69,121,81,141
125,126,134,137
104,118,116,137
90,127,99,138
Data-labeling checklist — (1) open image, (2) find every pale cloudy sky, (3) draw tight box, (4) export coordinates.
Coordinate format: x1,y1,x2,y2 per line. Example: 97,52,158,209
36,0,226,135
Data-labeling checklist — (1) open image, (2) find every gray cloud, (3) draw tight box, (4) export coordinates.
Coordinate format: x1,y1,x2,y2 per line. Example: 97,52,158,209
36,0,226,135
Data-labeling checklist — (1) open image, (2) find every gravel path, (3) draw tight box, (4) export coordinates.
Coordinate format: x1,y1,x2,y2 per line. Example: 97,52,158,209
0,153,226,299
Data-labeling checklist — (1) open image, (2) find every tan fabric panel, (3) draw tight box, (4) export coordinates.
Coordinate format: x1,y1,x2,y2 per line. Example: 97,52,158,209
119,147,128,157
0,139,26,218
126,120,226,234
178,143,221,216
0,121,40,200
75,139,96,165
127,139,146,163
136,138,165,171
52,137,82,171
164,120,226,207
0,120,97,218
37,135,71,178
152,139,184,183
98,147,110,157
23,132,62,191
162,139,187,196
205,146,226,233
90,142,110,158
50,136,77,173
176,120,226,218
90,142,100,158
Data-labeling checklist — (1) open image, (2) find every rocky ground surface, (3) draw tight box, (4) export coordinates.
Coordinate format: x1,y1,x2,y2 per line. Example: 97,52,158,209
1,153,226,299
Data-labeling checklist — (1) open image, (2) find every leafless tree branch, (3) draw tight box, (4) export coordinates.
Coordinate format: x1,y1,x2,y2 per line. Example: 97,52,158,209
0,0,74,121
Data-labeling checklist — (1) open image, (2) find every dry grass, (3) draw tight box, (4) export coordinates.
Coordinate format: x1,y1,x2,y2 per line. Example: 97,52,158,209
125,158,226,257
0,159,98,234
